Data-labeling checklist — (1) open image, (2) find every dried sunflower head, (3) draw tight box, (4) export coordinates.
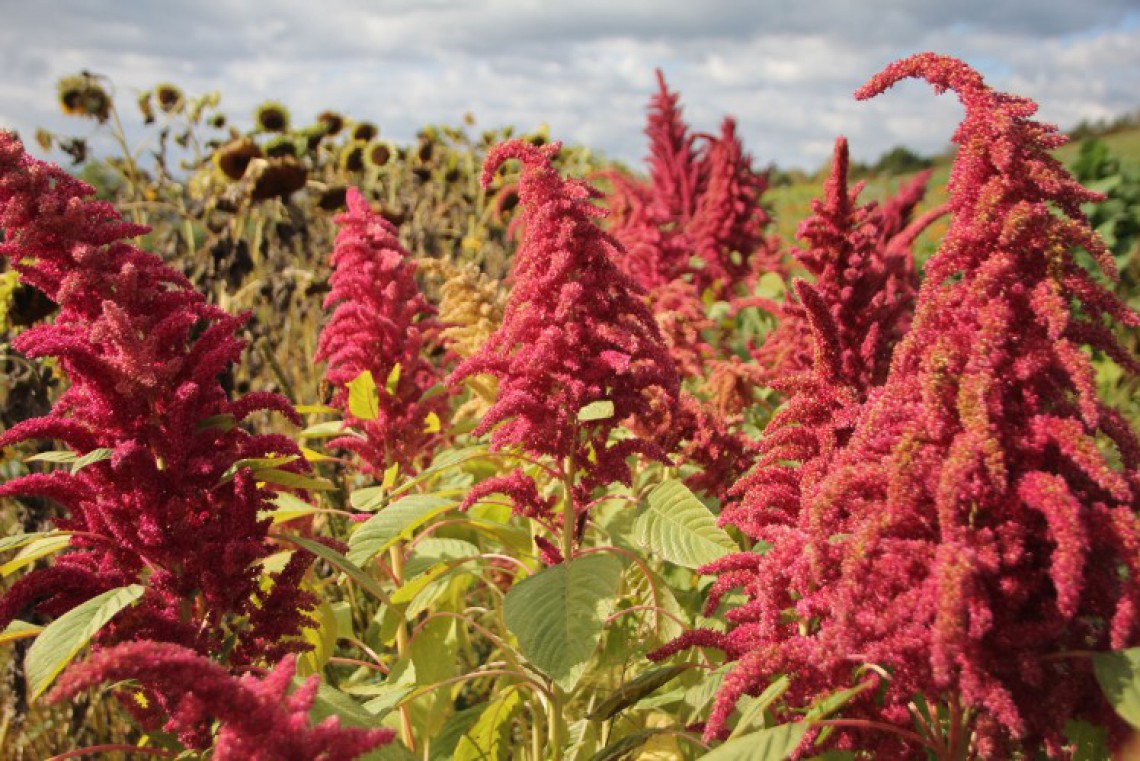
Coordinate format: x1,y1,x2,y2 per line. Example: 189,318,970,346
154,83,184,114
215,138,263,180
254,101,290,133
57,74,111,123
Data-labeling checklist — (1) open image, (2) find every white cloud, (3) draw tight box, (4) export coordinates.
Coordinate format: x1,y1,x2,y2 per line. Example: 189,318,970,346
1,1,1138,170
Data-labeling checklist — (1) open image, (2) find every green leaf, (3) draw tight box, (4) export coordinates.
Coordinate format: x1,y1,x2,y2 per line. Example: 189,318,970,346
260,492,323,524
26,584,145,699
385,363,402,395
221,454,300,483
587,664,690,720
729,675,791,739
360,684,414,717
432,704,486,760
348,370,380,421
346,495,456,566
70,448,114,473
503,553,623,691
301,677,383,728
702,722,810,760
0,620,43,645
275,533,389,604
1,534,72,577
453,688,521,761
586,729,661,761
404,538,480,578
295,403,339,415
1093,648,1140,729
296,600,339,677
578,400,614,422
633,480,736,569
1064,719,1109,761
350,486,388,512
389,445,490,498
0,532,50,555
254,468,336,491
803,681,873,721
301,420,351,439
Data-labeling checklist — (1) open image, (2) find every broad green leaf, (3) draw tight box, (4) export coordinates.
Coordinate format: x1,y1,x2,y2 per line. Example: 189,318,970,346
410,616,457,687
1093,648,1140,729
348,370,380,420
803,681,873,721
390,563,452,606
26,450,82,464
1,534,72,577
633,480,736,569
26,584,145,699
301,677,382,728
701,722,810,760
587,664,690,720
350,486,388,512
0,620,43,645
578,400,614,422
503,553,623,691
346,495,456,566
382,462,400,491
404,538,480,578
453,687,521,761
276,533,389,604
729,675,791,739
565,718,601,761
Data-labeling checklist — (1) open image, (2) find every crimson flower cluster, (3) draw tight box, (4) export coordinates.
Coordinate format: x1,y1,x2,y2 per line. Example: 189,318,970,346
451,139,679,532
748,136,934,388
656,54,1140,758
51,641,393,761
316,187,446,474
606,71,777,301
0,131,313,660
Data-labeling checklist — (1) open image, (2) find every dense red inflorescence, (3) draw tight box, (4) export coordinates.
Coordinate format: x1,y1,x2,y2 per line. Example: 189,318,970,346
450,139,679,538
51,641,393,760
748,136,932,388
316,186,446,475
655,54,1140,758
0,131,314,660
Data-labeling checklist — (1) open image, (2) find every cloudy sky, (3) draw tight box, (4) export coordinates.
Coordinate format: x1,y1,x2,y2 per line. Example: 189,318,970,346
2,1,1139,171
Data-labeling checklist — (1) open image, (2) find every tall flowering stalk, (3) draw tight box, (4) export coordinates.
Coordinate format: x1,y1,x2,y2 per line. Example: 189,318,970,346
0,131,313,660
606,71,776,301
748,136,933,388
658,55,1140,758
451,139,679,557
316,187,446,474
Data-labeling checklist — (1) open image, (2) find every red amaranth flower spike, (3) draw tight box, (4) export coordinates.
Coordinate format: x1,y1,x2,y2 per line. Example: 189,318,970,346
748,136,927,390
316,187,447,474
667,54,1140,758
0,131,313,660
450,138,679,540
51,641,393,761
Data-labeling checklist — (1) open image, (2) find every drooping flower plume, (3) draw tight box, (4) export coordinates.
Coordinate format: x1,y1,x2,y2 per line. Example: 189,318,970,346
656,55,1140,758
0,130,313,660
51,641,393,761
316,186,447,474
451,139,679,532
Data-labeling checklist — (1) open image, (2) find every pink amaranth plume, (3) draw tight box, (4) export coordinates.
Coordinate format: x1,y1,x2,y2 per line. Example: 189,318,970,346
449,139,679,548
655,54,1140,758
606,72,776,301
748,136,933,390
316,186,446,474
0,131,314,660
51,641,393,760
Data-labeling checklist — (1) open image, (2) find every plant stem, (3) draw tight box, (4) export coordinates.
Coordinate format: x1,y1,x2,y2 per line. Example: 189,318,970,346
389,545,417,752
549,687,566,761
560,451,577,562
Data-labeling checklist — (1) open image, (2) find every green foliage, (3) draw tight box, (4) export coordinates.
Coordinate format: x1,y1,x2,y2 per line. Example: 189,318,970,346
633,479,737,569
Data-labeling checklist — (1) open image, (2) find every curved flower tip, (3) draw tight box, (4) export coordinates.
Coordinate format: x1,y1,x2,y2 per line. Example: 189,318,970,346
480,138,563,189
52,641,394,760
854,52,991,105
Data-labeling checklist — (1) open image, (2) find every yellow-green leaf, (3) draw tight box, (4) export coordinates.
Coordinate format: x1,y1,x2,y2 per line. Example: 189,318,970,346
1094,648,1140,729
453,688,521,761
633,480,736,569
503,553,622,691
385,363,402,395
578,400,614,422
348,370,379,420
346,494,456,566
702,722,810,760
0,620,43,645
26,584,145,699
1,534,72,577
